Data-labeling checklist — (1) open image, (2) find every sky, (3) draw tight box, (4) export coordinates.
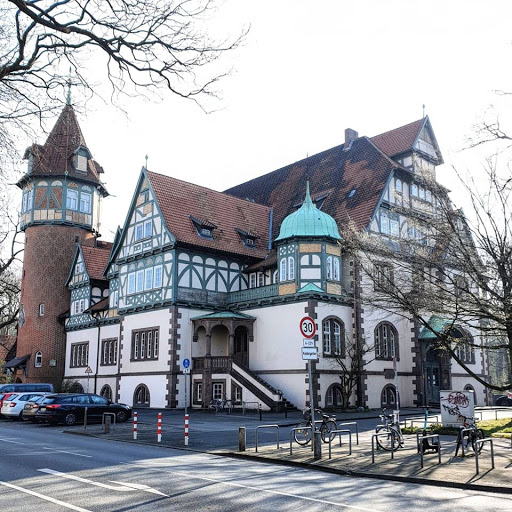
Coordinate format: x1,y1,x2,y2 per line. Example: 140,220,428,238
18,0,512,241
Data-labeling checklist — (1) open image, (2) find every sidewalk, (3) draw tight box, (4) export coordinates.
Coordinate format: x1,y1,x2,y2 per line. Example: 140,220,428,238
64,407,512,495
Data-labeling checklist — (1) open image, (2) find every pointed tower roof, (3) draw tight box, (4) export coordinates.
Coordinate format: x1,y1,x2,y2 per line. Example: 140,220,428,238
17,104,107,193
275,181,341,242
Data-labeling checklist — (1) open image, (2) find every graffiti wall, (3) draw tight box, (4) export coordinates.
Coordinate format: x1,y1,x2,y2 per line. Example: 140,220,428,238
440,390,475,427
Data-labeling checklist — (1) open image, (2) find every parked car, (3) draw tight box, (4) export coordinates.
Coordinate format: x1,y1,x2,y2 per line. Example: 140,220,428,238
35,394,132,426
0,383,54,393
0,393,17,414
21,395,47,422
1,393,49,420
494,395,512,406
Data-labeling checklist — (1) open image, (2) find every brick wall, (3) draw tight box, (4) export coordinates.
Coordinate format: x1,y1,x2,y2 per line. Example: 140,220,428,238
16,224,96,389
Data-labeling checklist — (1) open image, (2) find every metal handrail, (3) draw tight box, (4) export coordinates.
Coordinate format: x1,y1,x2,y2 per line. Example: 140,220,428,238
475,438,495,474
457,427,478,457
289,426,312,455
416,433,441,468
337,421,359,445
255,424,279,453
328,429,352,459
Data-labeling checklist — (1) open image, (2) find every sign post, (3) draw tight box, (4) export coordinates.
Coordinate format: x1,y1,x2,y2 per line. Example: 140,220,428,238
182,358,191,446
85,366,92,393
300,317,319,457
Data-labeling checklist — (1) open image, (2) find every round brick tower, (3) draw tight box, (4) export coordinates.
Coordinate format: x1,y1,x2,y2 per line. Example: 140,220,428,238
15,104,109,389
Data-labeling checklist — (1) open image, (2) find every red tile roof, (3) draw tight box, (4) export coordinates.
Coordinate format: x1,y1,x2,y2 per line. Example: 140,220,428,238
370,118,425,157
147,171,271,259
224,136,398,237
18,105,106,190
82,243,112,281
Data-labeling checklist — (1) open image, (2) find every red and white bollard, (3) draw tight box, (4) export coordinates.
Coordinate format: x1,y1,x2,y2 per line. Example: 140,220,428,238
133,412,138,440
184,414,189,446
157,412,162,443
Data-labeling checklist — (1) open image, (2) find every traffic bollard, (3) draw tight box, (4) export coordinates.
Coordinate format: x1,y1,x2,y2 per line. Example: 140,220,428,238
157,412,162,443
184,414,189,446
239,426,246,451
133,412,138,440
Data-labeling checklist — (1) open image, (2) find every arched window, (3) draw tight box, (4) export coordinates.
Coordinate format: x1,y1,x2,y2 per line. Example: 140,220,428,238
451,328,475,364
288,256,295,280
381,384,396,407
325,383,344,407
333,258,340,281
280,258,287,282
100,385,113,401
375,322,399,361
71,382,84,393
134,384,150,407
395,178,403,193
34,351,42,367
323,317,345,357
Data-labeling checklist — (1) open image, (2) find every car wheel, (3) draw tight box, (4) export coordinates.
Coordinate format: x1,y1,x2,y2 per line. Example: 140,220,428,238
20,412,29,422
116,410,127,423
65,413,77,426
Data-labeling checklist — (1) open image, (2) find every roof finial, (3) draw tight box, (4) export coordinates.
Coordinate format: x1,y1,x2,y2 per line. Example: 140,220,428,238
145,154,149,169
66,67,72,106
422,104,426,118
304,178,313,209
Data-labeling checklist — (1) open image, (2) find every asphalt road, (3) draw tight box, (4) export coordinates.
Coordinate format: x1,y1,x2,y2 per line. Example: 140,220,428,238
0,421,511,511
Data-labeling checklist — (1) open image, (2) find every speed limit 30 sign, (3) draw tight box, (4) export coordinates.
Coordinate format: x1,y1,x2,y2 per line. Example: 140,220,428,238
300,316,316,339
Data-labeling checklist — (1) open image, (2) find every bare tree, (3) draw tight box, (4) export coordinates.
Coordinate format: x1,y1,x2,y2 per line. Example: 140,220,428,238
0,188,23,336
331,335,374,409
342,157,512,392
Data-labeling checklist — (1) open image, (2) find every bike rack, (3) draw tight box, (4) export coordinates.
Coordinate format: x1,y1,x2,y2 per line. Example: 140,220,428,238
327,429,352,459
456,427,478,457
289,426,312,455
475,438,495,474
416,433,441,468
371,432,396,463
255,424,279,453
337,421,359,445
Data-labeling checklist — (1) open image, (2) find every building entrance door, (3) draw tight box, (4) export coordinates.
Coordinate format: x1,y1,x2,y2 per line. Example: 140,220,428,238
234,327,249,366
426,362,441,403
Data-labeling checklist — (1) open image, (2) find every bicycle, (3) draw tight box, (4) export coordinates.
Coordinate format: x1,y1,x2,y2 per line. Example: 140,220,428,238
456,416,484,455
375,408,404,451
209,397,233,414
294,407,337,445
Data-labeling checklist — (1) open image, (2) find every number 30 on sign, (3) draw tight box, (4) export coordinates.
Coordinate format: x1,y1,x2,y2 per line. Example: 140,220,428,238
300,316,316,339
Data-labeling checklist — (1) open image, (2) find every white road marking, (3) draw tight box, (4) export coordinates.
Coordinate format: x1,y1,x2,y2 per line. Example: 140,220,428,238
0,480,92,512
43,447,92,458
0,439,24,445
122,462,381,511
110,481,169,497
38,468,168,496
38,468,138,491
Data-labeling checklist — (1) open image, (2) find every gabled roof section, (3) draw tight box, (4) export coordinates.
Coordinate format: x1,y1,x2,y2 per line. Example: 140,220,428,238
147,170,271,258
17,104,108,194
370,116,443,163
370,118,425,158
224,136,397,237
82,243,112,281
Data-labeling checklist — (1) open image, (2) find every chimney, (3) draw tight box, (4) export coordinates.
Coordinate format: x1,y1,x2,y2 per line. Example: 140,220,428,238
344,128,358,150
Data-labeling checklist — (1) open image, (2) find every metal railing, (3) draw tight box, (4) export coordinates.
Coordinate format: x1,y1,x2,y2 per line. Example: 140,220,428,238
289,426,312,455
475,438,495,474
327,429,352,459
371,432,396,463
337,421,359,445
255,424,280,453
416,433,441,468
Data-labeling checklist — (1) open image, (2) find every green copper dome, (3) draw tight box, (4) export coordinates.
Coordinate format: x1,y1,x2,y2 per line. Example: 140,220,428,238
275,182,341,242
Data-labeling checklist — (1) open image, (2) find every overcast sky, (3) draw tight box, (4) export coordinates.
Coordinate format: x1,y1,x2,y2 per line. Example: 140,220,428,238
23,0,512,240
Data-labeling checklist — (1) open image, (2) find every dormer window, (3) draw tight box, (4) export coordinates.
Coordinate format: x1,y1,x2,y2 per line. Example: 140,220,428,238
74,147,91,173
235,228,258,248
190,216,216,240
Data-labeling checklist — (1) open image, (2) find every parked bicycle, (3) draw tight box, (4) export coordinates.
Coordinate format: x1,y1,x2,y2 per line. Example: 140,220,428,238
456,416,484,455
375,408,404,451
209,397,233,414
294,407,337,445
